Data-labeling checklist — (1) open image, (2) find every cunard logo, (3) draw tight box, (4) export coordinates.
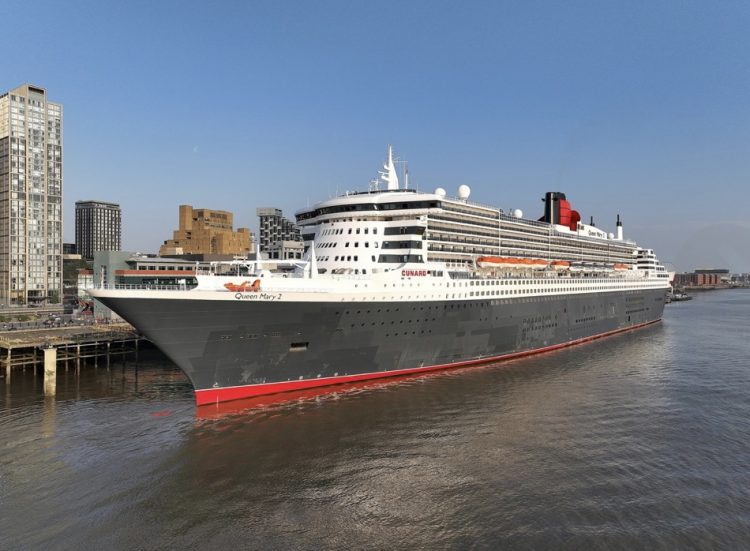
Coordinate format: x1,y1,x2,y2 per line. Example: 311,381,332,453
401,270,428,277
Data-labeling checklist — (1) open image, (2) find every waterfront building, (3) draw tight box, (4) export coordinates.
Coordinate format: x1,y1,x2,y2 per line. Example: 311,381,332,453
0,84,63,306
256,207,302,259
673,269,730,288
93,251,217,319
94,252,200,288
75,200,122,261
263,239,304,260
62,252,87,313
159,205,254,257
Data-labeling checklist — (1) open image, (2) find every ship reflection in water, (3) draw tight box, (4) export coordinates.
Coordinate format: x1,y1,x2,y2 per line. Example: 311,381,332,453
2,290,750,549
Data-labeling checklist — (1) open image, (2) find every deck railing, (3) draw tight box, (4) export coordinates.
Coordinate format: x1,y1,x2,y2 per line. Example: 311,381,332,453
98,283,194,291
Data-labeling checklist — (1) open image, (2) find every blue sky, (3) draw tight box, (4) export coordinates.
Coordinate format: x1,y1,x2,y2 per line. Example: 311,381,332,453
4,0,749,271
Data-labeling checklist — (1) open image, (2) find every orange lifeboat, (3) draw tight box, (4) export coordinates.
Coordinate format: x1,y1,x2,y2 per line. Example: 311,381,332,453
613,263,630,271
550,260,570,271
477,257,549,270
476,256,519,269
224,279,261,292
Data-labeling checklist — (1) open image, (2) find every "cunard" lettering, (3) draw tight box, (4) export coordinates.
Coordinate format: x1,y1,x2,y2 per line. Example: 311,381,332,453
401,269,428,277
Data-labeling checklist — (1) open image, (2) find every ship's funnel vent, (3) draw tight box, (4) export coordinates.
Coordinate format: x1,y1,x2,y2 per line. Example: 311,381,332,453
540,192,581,231
540,192,564,224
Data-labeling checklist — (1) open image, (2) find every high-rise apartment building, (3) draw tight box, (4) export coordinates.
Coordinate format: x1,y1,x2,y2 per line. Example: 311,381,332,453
256,208,301,253
160,205,254,257
75,200,122,260
0,84,63,306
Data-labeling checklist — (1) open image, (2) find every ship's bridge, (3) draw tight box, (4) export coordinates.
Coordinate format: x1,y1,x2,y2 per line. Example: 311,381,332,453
293,146,451,276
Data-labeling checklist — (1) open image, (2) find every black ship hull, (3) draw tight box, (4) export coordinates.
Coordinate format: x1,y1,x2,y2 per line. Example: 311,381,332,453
95,288,667,406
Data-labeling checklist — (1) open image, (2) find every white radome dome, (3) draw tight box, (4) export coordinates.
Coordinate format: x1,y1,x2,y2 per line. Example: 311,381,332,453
434,187,447,198
513,208,523,219
608,232,615,240
457,184,471,200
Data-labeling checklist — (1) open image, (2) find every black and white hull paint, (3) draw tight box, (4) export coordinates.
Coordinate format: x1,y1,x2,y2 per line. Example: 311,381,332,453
93,273,667,405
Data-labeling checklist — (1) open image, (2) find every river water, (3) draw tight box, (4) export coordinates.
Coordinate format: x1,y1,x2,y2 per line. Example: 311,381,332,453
2,290,750,549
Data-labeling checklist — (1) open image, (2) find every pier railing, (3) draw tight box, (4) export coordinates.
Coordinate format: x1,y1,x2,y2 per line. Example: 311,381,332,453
98,283,192,291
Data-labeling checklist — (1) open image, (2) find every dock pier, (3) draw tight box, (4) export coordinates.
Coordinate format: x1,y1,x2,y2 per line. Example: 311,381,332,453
0,324,144,392
43,345,57,396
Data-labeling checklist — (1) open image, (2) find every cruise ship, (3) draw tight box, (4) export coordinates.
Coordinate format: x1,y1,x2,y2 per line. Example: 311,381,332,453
91,147,670,406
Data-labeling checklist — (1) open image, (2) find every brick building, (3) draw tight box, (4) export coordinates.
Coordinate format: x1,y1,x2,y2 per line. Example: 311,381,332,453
673,269,729,287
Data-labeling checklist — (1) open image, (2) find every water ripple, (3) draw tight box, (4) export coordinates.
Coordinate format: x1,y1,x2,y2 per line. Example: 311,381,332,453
2,290,750,548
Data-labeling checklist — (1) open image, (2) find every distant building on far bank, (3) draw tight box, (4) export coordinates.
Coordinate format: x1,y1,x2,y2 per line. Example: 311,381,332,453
75,200,122,260
159,205,254,257
673,268,730,288
257,207,303,260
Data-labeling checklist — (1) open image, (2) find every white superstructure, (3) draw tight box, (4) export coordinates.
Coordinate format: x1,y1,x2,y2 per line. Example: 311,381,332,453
291,147,668,291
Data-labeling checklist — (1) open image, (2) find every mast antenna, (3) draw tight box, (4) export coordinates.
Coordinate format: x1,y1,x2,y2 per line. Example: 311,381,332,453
378,145,399,190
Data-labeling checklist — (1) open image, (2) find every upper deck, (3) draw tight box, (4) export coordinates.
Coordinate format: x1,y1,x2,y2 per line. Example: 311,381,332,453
293,147,646,276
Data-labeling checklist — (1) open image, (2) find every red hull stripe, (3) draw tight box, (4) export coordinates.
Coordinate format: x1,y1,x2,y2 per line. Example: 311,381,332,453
195,319,661,406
